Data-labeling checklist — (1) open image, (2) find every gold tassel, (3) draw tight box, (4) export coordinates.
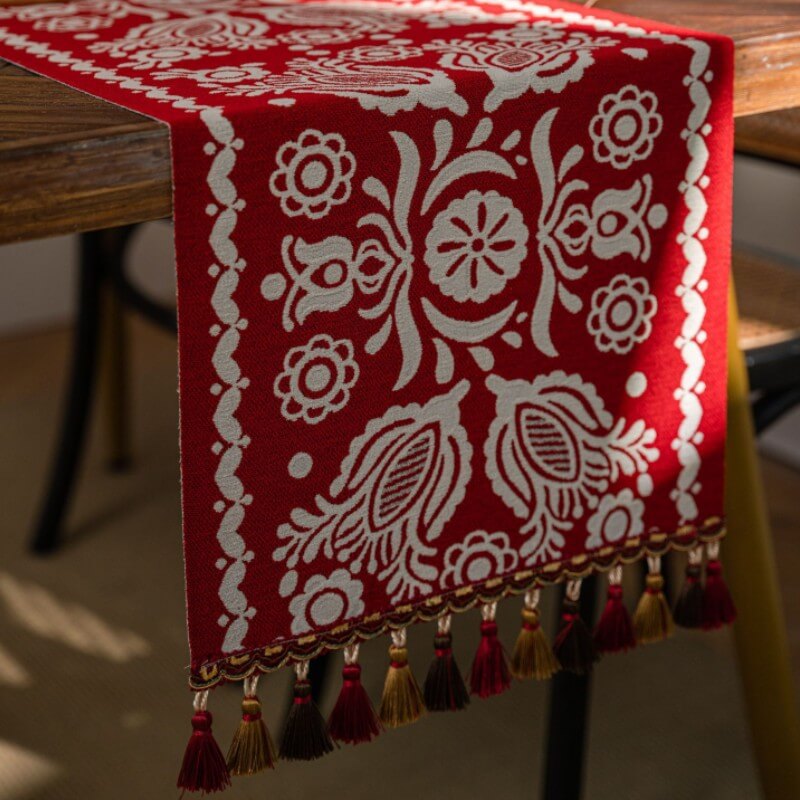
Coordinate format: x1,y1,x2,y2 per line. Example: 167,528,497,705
511,589,560,680
227,675,277,776
378,628,425,728
634,556,675,644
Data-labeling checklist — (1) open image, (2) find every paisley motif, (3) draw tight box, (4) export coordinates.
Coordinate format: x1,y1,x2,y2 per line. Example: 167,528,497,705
273,381,473,602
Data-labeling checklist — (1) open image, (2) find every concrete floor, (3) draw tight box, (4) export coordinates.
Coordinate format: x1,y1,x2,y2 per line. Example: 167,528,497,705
1,317,797,800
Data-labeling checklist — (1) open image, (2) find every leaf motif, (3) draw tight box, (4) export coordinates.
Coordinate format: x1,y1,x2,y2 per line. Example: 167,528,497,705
422,298,517,343
433,337,455,384
421,151,516,214
393,273,422,391
363,176,391,210
389,131,420,246
365,315,393,355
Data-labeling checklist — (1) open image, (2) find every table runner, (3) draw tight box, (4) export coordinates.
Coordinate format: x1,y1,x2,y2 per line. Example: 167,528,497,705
0,0,735,790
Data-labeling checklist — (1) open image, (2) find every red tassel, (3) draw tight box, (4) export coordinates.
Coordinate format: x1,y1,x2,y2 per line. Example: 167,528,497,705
177,691,231,795
328,645,381,745
470,602,511,698
703,542,737,630
553,580,597,674
423,614,470,711
594,566,636,655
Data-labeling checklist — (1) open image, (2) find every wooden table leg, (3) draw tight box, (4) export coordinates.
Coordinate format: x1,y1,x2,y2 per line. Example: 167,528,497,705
724,283,800,798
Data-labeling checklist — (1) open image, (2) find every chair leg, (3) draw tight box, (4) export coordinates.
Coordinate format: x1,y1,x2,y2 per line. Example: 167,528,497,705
724,283,800,799
100,250,132,473
542,576,597,800
29,231,106,554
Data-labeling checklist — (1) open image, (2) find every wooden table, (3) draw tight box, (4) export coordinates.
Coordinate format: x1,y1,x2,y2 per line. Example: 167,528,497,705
1,0,800,244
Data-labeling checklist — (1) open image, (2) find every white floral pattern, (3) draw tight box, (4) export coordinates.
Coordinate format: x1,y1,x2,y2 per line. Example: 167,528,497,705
270,130,355,220
585,489,645,548
274,381,473,602
274,334,359,425
288,569,365,635
428,25,615,111
440,530,519,587
425,190,528,303
587,275,657,354
89,13,274,69
591,86,663,169
485,372,658,564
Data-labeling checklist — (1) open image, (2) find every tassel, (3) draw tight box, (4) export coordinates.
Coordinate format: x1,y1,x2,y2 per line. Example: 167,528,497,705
328,644,381,744
593,566,636,654
177,690,231,794
673,546,705,629
423,614,470,711
634,556,675,644
470,602,512,698
510,589,560,680
280,662,334,761
553,579,597,674
703,541,737,630
378,628,425,728
226,675,276,776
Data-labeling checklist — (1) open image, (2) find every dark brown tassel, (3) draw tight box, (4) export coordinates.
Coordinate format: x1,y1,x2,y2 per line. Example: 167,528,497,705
593,566,636,654
673,547,705,629
470,602,512,698
423,614,470,711
702,541,737,630
177,691,231,794
511,589,559,680
328,644,382,745
634,556,675,644
378,629,425,728
280,662,334,761
553,580,597,675
226,676,276,776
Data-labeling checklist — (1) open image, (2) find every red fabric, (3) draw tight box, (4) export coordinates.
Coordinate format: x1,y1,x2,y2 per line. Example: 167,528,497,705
0,0,733,685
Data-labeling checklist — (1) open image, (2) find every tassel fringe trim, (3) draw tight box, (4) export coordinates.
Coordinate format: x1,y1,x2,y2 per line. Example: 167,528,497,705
180,538,735,788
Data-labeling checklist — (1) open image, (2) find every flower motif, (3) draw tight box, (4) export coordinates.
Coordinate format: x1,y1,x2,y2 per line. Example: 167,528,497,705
428,28,614,111
485,372,658,565
274,334,359,424
590,86,663,169
35,14,114,32
277,27,361,47
155,63,270,87
270,130,355,219
440,531,518,588
425,190,527,303
288,569,365,635
339,44,424,62
585,489,645,549
587,275,657,354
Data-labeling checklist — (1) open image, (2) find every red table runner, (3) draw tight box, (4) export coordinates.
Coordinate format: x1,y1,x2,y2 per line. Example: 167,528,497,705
0,0,735,789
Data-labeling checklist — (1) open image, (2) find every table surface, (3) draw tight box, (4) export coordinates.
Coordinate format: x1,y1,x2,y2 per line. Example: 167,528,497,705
2,0,800,244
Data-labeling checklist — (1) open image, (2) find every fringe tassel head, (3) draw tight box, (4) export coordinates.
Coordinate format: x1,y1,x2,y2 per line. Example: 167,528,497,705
378,628,426,728
280,662,334,761
177,690,231,794
673,547,705,629
470,602,512,698
423,614,470,711
703,541,737,629
593,566,636,655
511,589,560,680
226,675,276,776
328,644,382,745
634,556,675,644
553,580,597,674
